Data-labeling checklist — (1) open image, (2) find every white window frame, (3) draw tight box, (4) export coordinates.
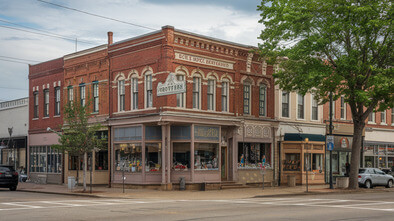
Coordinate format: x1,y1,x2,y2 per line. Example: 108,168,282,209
259,84,267,116
380,111,386,125
33,91,39,118
281,91,290,118
311,94,318,121
207,78,216,111
118,80,125,112
131,78,138,110
176,74,186,108
340,96,346,120
368,111,375,123
243,84,251,115
297,93,305,120
192,76,201,109
80,84,86,107
44,89,49,117
145,74,153,108
93,82,99,113
55,87,60,116
221,81,229,112
68,86,74,103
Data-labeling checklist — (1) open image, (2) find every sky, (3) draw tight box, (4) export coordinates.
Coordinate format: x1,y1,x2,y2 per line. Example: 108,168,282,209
0,0,263,102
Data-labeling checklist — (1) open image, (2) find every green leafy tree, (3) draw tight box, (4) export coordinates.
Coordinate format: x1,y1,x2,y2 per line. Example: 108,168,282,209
52,101,106,192
257,0,393,189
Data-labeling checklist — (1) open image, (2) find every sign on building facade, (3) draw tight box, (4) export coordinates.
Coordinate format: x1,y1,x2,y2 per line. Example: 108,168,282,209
157,73,186,96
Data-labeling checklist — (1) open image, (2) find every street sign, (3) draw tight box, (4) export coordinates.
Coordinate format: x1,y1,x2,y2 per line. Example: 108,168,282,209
327,135,334,151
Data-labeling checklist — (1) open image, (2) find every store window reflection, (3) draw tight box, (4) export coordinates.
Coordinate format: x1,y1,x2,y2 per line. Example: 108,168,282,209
194,143,218,170
145,143,161,172
115,143,142,172
173,143,190,171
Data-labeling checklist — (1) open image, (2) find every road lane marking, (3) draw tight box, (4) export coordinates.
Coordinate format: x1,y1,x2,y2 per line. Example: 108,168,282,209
2,203,43,209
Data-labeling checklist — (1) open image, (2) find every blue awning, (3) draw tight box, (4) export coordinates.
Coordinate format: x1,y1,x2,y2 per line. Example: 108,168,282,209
284,133,325,142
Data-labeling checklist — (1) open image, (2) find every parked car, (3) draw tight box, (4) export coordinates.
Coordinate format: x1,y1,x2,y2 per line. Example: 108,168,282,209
0,165,18,191
358,168,394,188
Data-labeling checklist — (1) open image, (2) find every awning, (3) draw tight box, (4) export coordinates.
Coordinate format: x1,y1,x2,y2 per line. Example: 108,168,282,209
284,133,325,142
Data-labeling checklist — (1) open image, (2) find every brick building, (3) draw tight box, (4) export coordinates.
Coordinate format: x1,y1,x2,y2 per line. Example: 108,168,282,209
107,26,278,189
28,57,64,184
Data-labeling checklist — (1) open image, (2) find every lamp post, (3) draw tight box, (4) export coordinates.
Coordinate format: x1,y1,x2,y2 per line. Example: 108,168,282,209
8,127,15,169
305,138,309,193
329,92,334,189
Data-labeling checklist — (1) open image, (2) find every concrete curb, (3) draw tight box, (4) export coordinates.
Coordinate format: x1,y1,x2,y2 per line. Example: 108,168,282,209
17,189,107,198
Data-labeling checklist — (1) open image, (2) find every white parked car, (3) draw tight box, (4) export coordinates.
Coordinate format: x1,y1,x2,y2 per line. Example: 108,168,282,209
358,168,394,188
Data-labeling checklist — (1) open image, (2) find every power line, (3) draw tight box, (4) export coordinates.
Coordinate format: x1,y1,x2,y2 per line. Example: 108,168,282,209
0,19,97,45
37,0,157,31
0,58,31,65
0,56,42,63
0,86,28,91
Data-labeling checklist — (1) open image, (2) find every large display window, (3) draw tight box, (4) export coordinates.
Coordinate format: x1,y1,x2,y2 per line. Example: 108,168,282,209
238,143,271,169
194,143,218,170
283,153,300,171
115,143,142,172
172,143,190,171
145,143,162,172
29,146,62,173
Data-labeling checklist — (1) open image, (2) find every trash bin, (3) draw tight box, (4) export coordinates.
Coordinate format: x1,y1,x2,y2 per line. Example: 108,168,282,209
287,175,296,187
68,176,76,190
179,177,186,190
336,177,349,188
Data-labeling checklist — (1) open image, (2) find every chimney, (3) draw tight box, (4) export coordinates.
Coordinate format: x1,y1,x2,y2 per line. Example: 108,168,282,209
107,31,113,45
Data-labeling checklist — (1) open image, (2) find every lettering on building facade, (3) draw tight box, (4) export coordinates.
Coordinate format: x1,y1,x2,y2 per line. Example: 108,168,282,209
175,52,234,70
157,73,186,96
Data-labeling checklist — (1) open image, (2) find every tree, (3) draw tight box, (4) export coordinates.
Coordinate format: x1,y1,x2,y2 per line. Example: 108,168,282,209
52,101,106,192
257,0,393,189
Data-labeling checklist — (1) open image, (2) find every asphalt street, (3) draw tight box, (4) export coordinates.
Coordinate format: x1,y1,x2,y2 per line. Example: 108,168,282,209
0,190,393,221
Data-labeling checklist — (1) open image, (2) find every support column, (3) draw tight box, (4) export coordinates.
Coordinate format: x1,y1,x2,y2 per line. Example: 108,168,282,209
166,124,171,189
142,125,146,183
191,124,195,183
161,125,166,185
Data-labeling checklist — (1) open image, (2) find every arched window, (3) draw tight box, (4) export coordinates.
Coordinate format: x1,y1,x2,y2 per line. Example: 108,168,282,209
259,84,267,116
118,80,125,111
131,77,138,110
207,77,216,111
221,80,229,112
243,82,251,115
176,73,186,108
145,73,153,108
192,75,201,109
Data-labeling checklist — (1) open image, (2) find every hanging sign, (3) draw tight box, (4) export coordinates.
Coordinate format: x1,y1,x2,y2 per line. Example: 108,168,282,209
157,73,186,96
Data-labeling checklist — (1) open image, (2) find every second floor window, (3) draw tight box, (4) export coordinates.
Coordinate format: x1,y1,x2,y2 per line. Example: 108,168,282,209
297,93,304,119
243,84,251,115
44,89,49,117
381,111,386,124
282,91,289,118
118,80,125,111
131,78,138,110
259,85,266,116
368,111,375,123
68,86,73,103
55,87,60,116
207,79,215,111
221,81,228,112
33,91,39,118
145,74,152,108
93,82,99,112
311,94,318,121
176,75,185,108
80,84,85,107
193,77,200,109
340,96,346,119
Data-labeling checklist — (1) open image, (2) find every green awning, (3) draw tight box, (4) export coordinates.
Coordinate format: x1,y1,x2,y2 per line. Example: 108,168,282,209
284,133,325,142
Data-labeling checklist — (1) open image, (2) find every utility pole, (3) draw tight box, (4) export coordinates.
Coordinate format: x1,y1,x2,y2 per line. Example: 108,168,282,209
329,92,334,189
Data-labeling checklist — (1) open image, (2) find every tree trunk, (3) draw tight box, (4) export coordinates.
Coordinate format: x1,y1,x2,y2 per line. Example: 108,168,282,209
83,152,87,192
348,119,365,189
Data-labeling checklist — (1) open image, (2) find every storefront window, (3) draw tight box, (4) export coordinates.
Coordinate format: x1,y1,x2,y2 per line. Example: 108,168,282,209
69,155,79,170
95,150,108,170
304,153,311,171
194,143,218,170
365,156,375,168
388,157,394,171
114,143,142,172
378,156,387,168
312,154,323,171
388,145,394,154
238,143,271,169
145,143,161,172
29,146,62,173
283,153,300,171
173,142,190,171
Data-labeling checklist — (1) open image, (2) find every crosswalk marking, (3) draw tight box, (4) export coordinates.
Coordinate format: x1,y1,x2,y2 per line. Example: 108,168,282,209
0,197,393,212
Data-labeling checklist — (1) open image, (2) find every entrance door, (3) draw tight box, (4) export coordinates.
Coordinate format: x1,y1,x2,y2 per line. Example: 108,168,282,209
221,146,227,181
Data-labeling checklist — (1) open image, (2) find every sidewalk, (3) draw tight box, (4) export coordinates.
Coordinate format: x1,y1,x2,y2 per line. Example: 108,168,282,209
16,182,394,200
